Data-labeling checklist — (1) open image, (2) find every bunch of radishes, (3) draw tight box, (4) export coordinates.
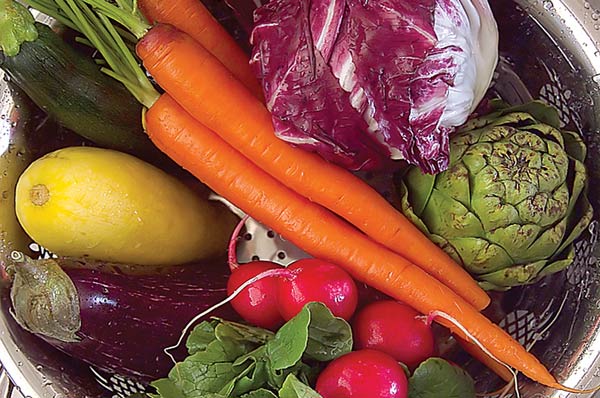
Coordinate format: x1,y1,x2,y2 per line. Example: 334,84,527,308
227,253,440,398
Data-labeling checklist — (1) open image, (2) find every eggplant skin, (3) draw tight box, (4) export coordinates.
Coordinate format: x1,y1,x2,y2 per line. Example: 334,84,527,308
40,262,236,382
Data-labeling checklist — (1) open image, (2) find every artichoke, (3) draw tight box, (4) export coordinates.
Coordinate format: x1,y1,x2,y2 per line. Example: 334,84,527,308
397,101,593,290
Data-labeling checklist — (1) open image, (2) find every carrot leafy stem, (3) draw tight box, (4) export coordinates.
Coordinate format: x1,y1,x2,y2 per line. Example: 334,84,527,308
23,0,158,108
78,0,148,39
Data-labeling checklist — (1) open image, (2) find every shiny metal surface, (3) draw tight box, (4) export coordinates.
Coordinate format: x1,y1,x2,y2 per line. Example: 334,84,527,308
1,0,600,397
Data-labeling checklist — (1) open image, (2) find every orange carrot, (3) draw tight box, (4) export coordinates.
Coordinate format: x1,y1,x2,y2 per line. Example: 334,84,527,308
138,0,263,98
457,337,514,382
136,24,491,311
145,93,561,389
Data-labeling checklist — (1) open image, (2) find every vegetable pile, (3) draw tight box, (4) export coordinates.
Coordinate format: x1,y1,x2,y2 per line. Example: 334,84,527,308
0,0,596,397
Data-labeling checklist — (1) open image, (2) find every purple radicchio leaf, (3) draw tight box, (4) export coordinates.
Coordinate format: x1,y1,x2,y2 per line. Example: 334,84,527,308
251,0,499,174
251,0,390,171
329,0,458,174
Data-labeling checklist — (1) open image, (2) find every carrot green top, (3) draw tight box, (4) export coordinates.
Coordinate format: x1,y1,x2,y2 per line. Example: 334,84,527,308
23,0,158,108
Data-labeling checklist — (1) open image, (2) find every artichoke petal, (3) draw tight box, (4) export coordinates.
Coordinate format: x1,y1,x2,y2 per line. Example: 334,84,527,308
486,223,541,263
459,101,562,132
446,237,513,274
501,179,538,207
502,101,562,128
538,246,575,280
460,140,492,175
403,167,436,217
554,194,594,258
471,166,521,231
421,189,484,239
484,112,540,130
562,130,587,163
522,123,566,147
478,259,548,290
516,183,569,228
564,157,588,220
398,179,432,236
521,217,566,261
432,162,471,207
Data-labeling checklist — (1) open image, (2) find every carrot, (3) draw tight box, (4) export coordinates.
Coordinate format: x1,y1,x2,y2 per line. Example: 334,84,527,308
457,337,514,382
136,24,491,311
145,93,561,389
138,0,263,99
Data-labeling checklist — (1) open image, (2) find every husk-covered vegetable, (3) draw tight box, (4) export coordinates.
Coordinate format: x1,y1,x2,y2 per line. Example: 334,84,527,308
397,101,593,290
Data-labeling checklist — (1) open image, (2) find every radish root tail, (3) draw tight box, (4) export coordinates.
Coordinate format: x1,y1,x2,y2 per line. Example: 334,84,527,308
427,310,521,398
163,267,288,365
228,214,250,271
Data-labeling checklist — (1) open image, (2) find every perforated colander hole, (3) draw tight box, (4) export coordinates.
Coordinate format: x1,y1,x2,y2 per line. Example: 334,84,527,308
91,368,147,398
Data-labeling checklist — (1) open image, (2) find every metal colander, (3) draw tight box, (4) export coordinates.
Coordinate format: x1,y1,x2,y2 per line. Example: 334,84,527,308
1,0,600,397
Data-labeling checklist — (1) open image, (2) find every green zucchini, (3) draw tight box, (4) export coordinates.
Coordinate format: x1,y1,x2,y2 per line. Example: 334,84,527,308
0,4,173,168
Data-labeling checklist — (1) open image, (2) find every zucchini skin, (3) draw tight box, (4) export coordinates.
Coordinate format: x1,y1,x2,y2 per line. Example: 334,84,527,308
0,23,172,168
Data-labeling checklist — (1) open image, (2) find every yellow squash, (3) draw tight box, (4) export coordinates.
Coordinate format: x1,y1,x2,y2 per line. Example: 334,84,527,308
15,146,236,266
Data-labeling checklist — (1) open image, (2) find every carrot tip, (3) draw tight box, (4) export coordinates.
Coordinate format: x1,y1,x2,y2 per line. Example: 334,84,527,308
549,382,600,394
429,310,522,398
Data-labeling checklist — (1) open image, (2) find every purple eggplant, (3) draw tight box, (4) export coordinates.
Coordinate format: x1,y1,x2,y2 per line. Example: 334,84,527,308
6,252,236,382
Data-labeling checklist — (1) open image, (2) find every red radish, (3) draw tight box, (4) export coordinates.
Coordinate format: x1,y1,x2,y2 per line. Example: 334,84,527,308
227,261,284,330
315,349,408,398
277,258,358,321
352,300,435,368
226,216,284,329
226,217,356,327
172,258,358,357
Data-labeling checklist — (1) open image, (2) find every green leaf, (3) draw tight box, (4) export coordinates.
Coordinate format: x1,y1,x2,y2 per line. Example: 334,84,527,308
241,389,278,398
187,321,219,355
225,346,270,396
213,320,274,361
167,354,240,395
279,374,322,398
266,302,352,371
408,358,475,398
152,310,345,397
150,378,184,398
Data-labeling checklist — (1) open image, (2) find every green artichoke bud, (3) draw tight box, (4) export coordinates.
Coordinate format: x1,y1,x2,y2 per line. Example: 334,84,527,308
397,101,593,290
